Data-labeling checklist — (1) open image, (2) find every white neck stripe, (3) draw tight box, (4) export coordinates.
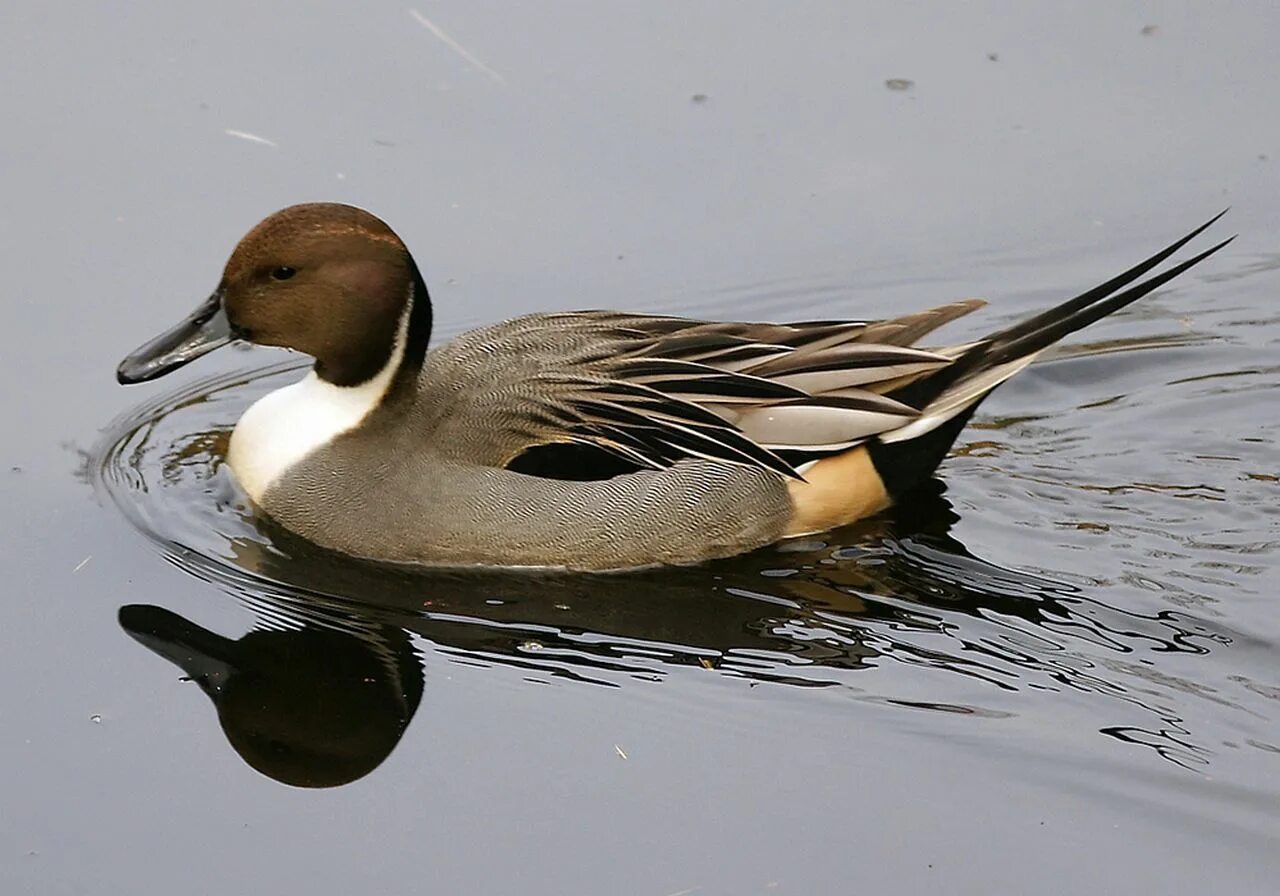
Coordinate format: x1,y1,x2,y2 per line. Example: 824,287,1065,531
226,295,412,502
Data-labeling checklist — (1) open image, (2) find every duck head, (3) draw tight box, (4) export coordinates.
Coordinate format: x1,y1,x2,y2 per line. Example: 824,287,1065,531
117,203,429,388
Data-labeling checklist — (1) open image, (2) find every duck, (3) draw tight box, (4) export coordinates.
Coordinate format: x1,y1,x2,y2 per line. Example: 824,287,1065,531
116,204,1231,571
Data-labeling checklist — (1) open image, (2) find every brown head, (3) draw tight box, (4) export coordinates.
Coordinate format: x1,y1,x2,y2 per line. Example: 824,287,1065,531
117,203,430,387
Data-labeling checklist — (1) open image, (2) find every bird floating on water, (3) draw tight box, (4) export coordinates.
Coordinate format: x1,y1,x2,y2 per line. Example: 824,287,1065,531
117,205,1231,570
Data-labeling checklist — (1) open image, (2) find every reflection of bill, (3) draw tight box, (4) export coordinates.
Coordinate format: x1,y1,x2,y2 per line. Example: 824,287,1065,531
120,605,423,789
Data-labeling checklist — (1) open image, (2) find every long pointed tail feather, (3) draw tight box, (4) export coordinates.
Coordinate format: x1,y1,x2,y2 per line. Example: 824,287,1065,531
869,214,1233,498
983,209,1229,353
979,232,1235,370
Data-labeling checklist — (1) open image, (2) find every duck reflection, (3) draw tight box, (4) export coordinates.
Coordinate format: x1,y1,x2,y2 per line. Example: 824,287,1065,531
119,604,422,788
116,486,1000,787
118,481,1222,787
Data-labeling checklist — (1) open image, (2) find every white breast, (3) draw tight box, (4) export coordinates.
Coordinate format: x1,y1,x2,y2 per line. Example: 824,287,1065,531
226,308,409,502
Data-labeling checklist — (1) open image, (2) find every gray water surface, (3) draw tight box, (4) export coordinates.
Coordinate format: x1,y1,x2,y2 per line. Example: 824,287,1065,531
2,3,1278,894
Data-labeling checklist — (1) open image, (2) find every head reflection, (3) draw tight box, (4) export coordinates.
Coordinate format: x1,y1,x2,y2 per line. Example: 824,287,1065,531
120,604,423,788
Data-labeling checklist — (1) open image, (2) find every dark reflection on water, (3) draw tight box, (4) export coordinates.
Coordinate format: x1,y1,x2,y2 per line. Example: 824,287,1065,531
119,604,423,788
93,357,1252,786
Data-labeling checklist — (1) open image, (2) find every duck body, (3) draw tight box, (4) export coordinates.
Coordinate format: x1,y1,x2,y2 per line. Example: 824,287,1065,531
229,311,797,569
118,204,1231,571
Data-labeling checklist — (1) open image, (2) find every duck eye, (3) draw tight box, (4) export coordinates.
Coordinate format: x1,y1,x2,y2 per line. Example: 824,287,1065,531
271,266,297,281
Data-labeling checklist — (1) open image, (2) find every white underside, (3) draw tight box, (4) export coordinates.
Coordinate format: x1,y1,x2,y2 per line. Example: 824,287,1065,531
227,305,409,502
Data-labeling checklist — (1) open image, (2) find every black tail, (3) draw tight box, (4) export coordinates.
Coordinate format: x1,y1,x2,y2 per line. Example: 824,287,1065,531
868,403,984,498
868,213,1234,498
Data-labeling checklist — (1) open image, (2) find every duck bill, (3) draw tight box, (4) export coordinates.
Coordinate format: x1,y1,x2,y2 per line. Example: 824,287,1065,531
116,290,233,384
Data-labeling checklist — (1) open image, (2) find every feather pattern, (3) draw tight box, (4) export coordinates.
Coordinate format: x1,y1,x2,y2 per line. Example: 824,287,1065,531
413,217,1231,484
420,300,992,478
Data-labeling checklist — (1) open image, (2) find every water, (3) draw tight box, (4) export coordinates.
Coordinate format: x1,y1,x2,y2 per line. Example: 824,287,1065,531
2,3,1279,894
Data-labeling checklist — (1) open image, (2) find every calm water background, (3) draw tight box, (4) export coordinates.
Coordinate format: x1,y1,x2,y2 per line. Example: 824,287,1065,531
2,3,1278,894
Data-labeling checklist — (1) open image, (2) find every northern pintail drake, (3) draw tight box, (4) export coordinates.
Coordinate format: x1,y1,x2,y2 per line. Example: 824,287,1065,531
117,205,1231,570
